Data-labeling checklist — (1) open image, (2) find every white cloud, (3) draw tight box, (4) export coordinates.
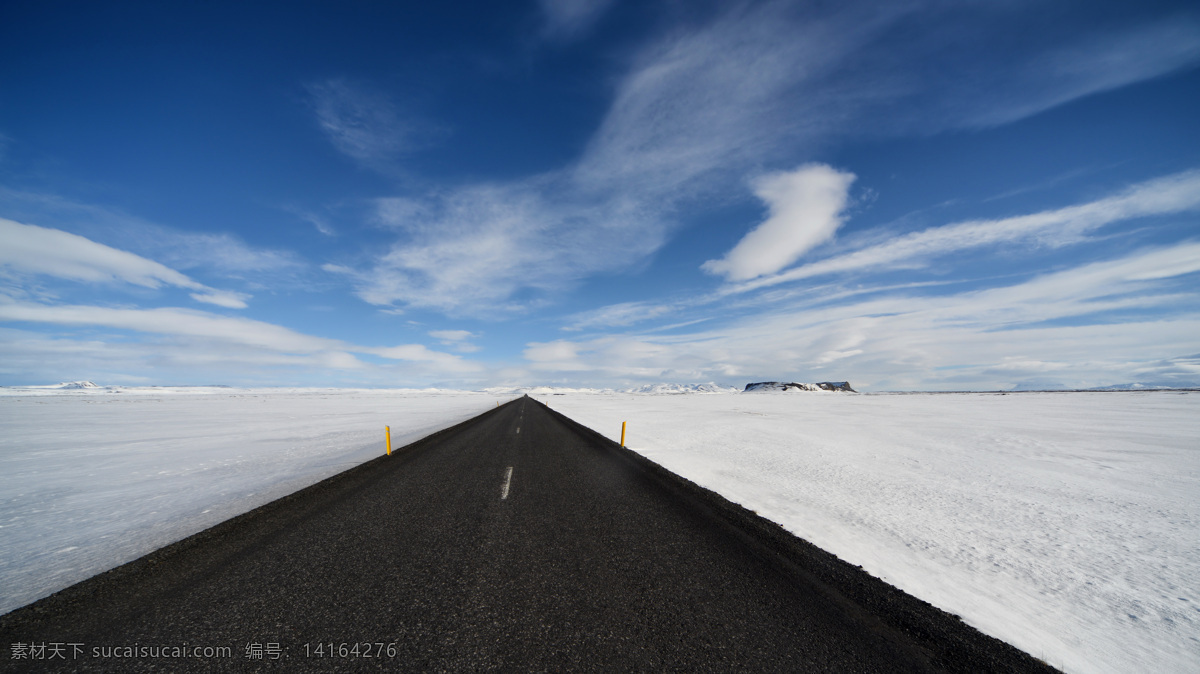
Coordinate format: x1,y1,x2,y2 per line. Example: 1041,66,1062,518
339,4,892,316
0,326,370,384
375,197,431,229
520,244,1200,390
0,218,250,309
321,263,354,275
354,3,1200,318
428,329,481,353
1,217,195,289
571,1,1200,200
160,232,302,276
0,188,305,284
282,205,336,236
573,2,892,200
0,299,481,376
957,243,1200,320
728,169,1200,294
524,340,578,363
703,164,856,281
576,2,1200,198
306,79,438,169
339,180,668,316
429,329,473,342
186,291,251,309
970,15,1200,128
0,301,334,352
523,340,592,371
367,344,478,371
322,4,1200,319
562,301,675,331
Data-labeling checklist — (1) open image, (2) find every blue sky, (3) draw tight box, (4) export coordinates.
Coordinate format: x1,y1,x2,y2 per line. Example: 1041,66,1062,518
1,0,1198,391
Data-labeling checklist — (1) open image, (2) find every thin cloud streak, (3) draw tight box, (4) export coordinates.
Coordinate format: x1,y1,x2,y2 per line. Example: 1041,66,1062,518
344,2,1200,317
562,301,676,332
0,299,479,373
526,244,1200,390
726,169,1200,295
336,179,668,316
0,218,250,309
566,170,1200,335
0,187,306,283
429,329,482,353
306,78,442,171
969,14,1200,127
573,1,899,200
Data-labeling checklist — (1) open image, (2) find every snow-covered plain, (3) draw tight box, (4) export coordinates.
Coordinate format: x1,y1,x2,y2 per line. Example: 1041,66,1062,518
0,386,503,614
534,389,1199,674
2,386,1196,674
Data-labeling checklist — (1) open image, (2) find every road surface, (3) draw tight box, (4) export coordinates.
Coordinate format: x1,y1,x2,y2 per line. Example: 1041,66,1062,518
0,397,1053,672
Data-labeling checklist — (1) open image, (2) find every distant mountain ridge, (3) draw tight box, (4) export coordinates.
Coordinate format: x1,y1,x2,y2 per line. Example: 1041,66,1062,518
624,383,740,394
744,381,857,393
1078,383,1185,391
56,381,100,389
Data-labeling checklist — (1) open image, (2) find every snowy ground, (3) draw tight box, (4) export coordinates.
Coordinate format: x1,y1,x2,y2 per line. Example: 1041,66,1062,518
2,387,1196,674
0,387,502,615
533,390,1200,674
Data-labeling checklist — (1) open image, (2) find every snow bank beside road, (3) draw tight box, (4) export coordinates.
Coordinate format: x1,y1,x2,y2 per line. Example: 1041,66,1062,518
0,388,501,614
535,390,1200,674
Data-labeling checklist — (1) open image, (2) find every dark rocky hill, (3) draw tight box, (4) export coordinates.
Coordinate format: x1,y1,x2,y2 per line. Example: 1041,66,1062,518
744,381,856,392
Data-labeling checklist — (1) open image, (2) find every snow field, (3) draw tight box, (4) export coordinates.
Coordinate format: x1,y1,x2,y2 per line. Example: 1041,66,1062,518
0,389,502,614
535,390,1200,674
2,387,1195,674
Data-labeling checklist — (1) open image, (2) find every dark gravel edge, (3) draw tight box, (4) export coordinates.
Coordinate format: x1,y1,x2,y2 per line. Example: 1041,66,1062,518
534,396,1058,674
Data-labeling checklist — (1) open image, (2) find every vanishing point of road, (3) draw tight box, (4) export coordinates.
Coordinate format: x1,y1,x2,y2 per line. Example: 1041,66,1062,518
0,397,1054,672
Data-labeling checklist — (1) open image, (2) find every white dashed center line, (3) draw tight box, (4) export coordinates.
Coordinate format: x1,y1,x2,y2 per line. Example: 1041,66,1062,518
501,466,514,500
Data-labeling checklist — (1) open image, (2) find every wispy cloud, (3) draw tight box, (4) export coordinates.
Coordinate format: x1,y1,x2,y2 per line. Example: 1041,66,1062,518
0,301,332,352
368,343,478,370
282,205,336,236
342,2,1200,318
333,179,668,316
566,170,1200,334
159,232,302,281
726,169,1200,295
703,164,856,281
523,243,1200,390
0,299,481,375
306,79,440,170
429,329,473,342
581,0,1200,198
335,3,899,316
429,329,482,353
570,1,1192,201
0,187,306,283
0,218,250,309
967,14,1200,127
573,1,897,200
562,301,675,332
523,339,592,372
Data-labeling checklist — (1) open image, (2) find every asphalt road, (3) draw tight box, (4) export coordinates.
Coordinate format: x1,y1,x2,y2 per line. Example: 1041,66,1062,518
0,397,1055,672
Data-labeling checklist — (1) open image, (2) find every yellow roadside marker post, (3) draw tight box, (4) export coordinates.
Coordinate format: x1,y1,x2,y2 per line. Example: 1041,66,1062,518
386,426,392,456
621,421,627,448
